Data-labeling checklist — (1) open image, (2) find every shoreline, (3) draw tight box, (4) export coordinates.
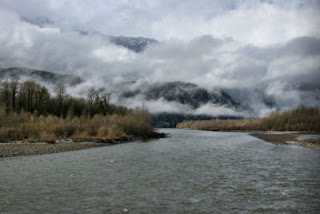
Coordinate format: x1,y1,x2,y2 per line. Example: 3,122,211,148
0,141,109,159
0,131,166,159
249,132,320,151
178,128,320,151
2,129,319,159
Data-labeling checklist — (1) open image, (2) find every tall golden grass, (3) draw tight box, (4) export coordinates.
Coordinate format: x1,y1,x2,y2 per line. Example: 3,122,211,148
177,106,320,132
0,105,153,143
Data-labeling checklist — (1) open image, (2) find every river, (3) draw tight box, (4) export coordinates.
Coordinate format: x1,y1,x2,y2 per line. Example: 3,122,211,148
1,129,320,213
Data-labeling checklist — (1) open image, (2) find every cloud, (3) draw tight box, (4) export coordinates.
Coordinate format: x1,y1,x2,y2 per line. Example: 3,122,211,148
194,103,247,117
125,97,192,114
1,0,319,45
0,1,319,117
92,46,136,63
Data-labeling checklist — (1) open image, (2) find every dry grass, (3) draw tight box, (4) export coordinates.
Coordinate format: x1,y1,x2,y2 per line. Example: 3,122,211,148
0,106,153,143
177,106,320,132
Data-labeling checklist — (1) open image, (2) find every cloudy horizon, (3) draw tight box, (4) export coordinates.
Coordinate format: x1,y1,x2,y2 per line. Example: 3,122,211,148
0,0,319,117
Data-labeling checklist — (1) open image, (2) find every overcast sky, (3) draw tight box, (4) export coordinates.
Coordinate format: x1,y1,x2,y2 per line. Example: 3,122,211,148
1,0,319,45
0,0,319,116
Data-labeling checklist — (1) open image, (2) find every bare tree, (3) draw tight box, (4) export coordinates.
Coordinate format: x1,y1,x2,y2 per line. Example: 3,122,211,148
0,80,10,112
101,92,111,115
55,84,66,116
9,76,19,111
87,88,98,117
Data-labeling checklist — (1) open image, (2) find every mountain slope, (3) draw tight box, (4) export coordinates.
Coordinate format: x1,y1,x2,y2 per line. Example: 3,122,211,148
21,15,159,53
109,36,158,52
21,16,54,27
0,67,83,86
122,81,239,108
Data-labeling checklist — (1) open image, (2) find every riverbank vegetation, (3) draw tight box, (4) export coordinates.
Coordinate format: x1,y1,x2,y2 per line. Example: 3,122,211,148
177,106,320,132
0,78,161,143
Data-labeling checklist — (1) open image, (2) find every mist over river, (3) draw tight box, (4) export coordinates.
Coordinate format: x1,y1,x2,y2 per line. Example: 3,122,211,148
1,129,320,213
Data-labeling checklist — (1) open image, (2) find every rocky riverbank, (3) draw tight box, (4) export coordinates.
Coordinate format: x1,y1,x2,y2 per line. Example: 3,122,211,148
0,141,111,158
0,131,167,158
250,132,320,151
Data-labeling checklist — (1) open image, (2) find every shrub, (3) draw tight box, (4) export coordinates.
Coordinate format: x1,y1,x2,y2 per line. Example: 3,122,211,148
0,128,8,142
98,126,108,137
39,132,56,144
54,125,65,137
107,125,126,140
65,124,76,137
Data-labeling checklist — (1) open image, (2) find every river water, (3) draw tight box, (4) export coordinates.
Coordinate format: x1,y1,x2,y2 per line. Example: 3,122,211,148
1,129,320,213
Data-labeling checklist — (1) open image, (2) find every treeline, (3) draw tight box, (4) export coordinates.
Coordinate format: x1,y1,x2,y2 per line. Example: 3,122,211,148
0,77,126,117
177,106,320,132
0,78,160,143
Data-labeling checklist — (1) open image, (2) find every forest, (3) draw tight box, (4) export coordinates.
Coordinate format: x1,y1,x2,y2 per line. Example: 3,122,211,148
177,106,320,132
0,77,159,143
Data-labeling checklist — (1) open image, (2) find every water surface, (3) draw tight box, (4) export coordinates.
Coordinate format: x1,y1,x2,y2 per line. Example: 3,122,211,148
1,129,320,213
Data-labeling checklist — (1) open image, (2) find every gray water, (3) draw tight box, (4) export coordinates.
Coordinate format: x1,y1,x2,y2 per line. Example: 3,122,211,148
1,129,320,214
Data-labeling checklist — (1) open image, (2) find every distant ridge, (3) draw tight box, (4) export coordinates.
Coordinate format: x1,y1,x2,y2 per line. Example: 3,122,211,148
122,81,239,109
109,36,159,52
0,67,83,86
21,15,159,53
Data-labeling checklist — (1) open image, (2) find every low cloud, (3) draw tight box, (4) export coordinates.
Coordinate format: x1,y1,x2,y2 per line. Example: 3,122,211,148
0,1,319,117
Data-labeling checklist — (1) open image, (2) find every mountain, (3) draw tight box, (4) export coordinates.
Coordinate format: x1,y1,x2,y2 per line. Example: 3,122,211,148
71,31,159,52
0,67,83,86
1,68,244,127
21,15,159,53
21,16,54,27
122,81,239,108
109,36,159,52
73,31,159,52
121,81,243,127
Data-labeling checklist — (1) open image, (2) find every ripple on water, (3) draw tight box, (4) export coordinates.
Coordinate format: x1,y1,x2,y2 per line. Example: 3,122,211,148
0,128,320,213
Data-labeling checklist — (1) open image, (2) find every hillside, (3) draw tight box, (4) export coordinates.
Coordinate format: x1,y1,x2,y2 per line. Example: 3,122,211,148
122,81,239,108
0,67,83,86
109,36,159,52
